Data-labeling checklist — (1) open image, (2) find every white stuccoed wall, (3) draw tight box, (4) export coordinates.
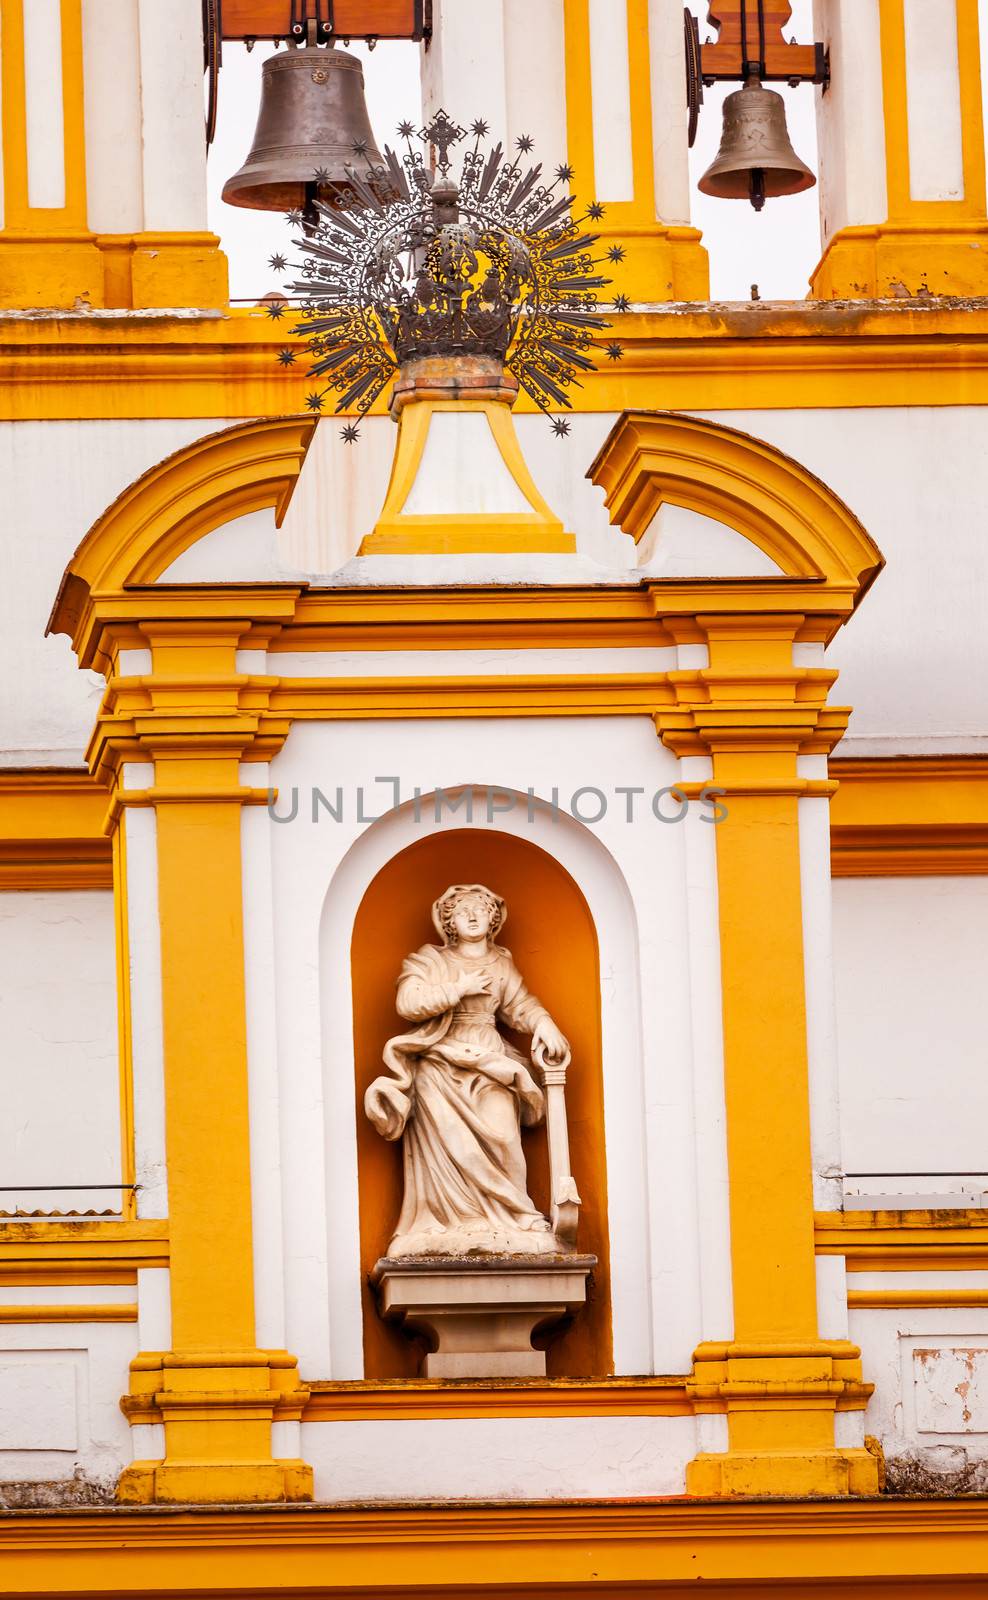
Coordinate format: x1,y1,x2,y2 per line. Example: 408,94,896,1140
853,1299,988,1488
247,702,730,1497
0,419,232,765
832,876,988,1193
0,890,120,1212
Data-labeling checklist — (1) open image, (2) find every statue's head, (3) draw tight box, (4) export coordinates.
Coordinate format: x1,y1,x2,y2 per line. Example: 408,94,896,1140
432,883,506,946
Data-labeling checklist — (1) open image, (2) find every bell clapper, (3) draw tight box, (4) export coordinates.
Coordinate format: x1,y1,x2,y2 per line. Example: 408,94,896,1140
750,168,766,213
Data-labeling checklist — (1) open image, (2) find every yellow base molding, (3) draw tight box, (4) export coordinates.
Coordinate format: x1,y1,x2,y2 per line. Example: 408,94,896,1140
810,223,988,300
687,1448,880,1499
4,1499,988,1594
118,1459,313,1507
0,233,105,311
304,1375,692,1421
0,232,228,311
96,233,229,311
120,1348,313,1505
601,223,710,303
686,1340,879,1499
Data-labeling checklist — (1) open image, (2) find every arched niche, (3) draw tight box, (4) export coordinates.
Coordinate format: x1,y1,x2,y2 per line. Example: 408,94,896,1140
350,827,613,1380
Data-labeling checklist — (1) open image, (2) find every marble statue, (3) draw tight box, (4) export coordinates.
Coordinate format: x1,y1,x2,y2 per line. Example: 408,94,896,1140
365,883,575,1257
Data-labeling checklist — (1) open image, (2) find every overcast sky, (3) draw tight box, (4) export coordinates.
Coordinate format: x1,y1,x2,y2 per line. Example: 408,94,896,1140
206,0,987,304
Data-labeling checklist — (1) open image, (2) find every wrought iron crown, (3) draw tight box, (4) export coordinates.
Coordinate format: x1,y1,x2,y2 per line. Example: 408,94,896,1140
271,111,626,427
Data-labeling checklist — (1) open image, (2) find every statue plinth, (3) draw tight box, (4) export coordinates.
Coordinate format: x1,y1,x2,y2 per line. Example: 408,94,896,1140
372,1254,597,1378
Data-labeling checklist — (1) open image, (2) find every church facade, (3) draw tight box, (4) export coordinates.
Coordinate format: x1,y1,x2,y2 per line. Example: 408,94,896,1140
1,1,988,1594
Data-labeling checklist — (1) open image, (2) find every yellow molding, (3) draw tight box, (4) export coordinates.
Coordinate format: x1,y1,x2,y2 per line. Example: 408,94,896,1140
304,1376,692,1422
0,1220,169,1283
811,2,988,297
0,1302,137,1322
359,397,574,556
589,412,884,606
831,755,988,875
816,1210,988,1271
848,1290,988,1310
3,1500,988,1592
47,417,315,661
8,302,988,418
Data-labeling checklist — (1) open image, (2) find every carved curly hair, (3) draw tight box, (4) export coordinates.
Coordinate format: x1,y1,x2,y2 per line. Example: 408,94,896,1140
432,883,506,945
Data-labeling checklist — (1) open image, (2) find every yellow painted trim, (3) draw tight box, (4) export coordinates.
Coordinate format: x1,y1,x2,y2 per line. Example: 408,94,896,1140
359,398,573,556
817,1210,988,1272
559,0,708,299
0,1219,169,1286
813,2,988,297
848,1289,988,1309
589,410,884,601
0,1301,137,1322
9,303,988,418
0,769,112,887
3,1501,988,1592
304,1376,692,1422
831,755,988,875
47,416,315,664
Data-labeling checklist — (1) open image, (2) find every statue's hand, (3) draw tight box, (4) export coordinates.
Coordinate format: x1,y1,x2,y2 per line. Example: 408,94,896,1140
533,1017,570,1069
456,969,493,998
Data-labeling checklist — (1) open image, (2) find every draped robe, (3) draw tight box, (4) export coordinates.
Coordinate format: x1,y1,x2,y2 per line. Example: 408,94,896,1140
365,941,558,1256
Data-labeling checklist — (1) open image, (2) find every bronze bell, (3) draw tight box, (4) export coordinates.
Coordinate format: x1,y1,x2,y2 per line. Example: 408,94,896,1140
698,75,815,211
222,45,392,214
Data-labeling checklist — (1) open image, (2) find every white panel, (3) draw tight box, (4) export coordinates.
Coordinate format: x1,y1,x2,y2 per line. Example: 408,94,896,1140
0,1358,76,1451
0,420,231,764
833,878,988,1184
637,503,784,577
303,1414,696,1500
81,0,143,231
904,0,965,201
420,0,508,141
588,0,635,202
124,808,168,1218
0,1326,136,1483
695,407,988,752
272,647,675,677
268,714,714,1380
0,22,5,229
402,413,533,517
504,0,567,162
798,781,843,1210
648,0,691,224
136,0,208,232
156,508,287,583
23,0,66,210
0,891,120,1202
813,0,888,241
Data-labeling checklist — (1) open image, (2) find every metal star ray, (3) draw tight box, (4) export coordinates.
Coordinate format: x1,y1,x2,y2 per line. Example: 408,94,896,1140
273,118,624,425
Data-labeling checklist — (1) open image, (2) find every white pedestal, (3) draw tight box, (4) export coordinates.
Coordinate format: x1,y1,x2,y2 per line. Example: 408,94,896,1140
371,1254,598,1378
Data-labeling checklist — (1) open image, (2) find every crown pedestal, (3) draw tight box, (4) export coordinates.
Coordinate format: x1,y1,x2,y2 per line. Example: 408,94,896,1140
357,356,576,557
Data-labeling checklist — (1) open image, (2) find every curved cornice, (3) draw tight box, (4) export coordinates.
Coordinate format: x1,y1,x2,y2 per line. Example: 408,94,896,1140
47,415,315,655
588,410,884,604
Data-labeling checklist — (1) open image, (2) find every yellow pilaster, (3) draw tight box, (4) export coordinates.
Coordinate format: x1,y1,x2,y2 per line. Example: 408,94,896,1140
657,618,878,1498
91,624,310,1505
0,0,227,309
812,0,988,298
563,0,709,302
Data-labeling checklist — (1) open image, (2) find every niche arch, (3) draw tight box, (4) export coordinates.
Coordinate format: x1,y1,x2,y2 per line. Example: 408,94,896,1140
350,826,611,1379
318,786,651,1381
